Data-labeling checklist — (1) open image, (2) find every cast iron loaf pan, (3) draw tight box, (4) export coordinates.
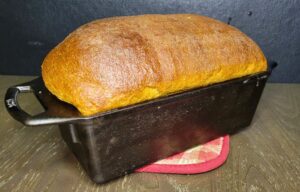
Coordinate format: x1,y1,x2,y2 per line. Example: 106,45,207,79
5,62,277,184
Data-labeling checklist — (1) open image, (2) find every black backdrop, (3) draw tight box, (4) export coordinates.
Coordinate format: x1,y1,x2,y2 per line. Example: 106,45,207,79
0,0,299,82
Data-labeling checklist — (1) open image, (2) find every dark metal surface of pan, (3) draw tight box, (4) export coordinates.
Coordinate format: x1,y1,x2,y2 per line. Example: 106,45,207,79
4,62,277,183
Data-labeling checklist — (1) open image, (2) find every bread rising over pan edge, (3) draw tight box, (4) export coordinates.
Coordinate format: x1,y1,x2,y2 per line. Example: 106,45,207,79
41,14,267,115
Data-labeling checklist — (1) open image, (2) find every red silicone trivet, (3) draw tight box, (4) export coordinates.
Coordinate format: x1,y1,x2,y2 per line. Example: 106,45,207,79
136,135,229,174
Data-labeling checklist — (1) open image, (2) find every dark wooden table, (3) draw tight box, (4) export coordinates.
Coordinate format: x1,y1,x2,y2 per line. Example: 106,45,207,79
0,76,299,192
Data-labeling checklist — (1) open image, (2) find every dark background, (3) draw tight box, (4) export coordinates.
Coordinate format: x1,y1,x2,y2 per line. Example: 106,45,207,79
0,0,299,82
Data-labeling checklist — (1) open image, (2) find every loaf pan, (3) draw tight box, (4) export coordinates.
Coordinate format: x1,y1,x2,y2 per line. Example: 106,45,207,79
4,62,277,184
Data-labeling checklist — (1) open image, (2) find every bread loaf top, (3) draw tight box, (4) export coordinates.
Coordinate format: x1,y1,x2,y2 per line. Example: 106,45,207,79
41,14,267,116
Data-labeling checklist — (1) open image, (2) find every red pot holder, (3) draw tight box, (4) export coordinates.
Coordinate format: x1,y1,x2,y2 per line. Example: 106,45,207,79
136,135,229,174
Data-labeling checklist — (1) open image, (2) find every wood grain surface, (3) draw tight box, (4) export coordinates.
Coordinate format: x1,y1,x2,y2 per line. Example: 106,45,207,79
0,76,299,192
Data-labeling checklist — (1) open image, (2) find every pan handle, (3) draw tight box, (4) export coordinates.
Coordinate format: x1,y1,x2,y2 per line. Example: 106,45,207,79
268,60,278,73
5,82,79,126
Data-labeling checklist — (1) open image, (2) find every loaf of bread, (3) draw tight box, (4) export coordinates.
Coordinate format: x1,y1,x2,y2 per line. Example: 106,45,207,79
41,14,267,116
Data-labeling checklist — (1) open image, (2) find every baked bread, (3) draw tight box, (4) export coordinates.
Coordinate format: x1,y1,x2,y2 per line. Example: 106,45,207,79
41,14,267,116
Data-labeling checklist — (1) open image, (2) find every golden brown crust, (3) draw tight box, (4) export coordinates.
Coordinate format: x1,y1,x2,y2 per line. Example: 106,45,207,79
41,14,267,115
